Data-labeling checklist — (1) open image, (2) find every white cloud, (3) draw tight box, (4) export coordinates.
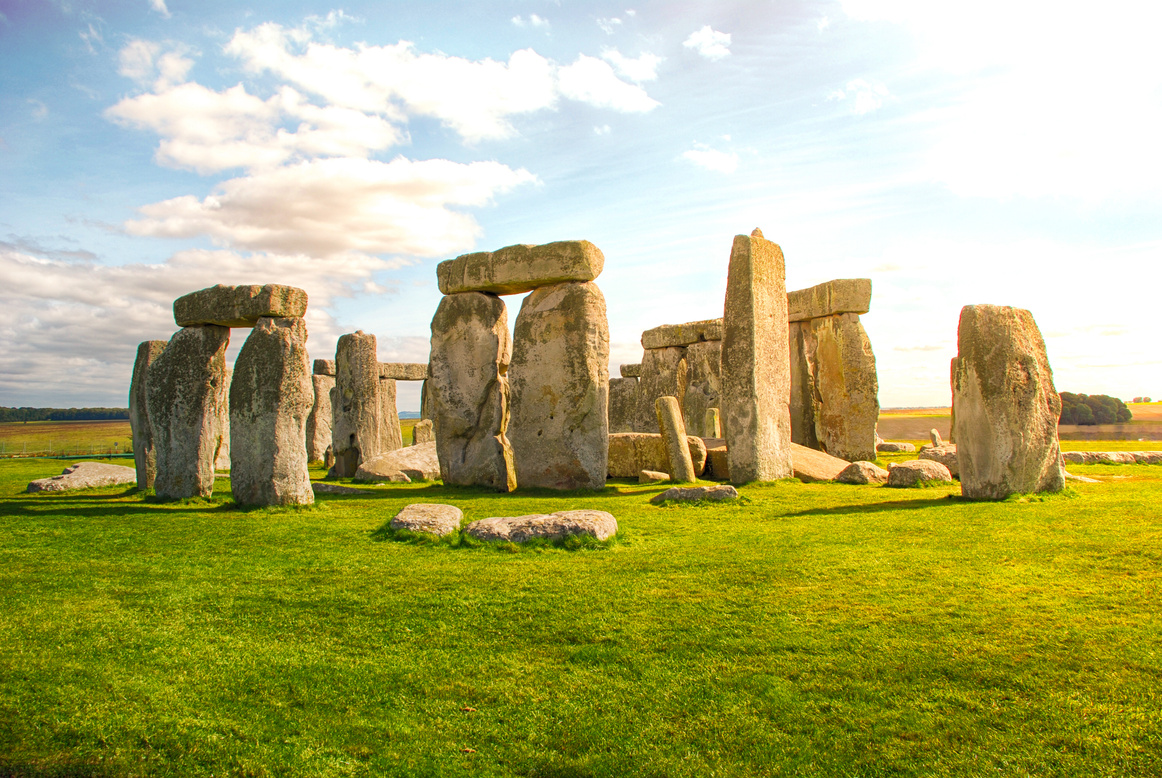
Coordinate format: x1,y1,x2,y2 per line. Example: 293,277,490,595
600,48,661,83
828,78,890,115
683,26,731,61
116,39,194,91
558,55,659,113
594,124,612,136
512,14,550,29
149,0,170,18
682,145,739,173
597,17,622,35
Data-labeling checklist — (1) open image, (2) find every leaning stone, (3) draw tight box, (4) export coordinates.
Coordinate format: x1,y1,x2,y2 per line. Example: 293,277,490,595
27,461,137,493
620,363,642,378
509,281,609,490
642,318,723,350
412,419,434,445
379,363,428,381
174,284,308,327
682,340,722,438
929,429,944,447
313,359,336,376
886,459,953,487
608,377,639,434
791,442,849,483
656,396,696,483
390,503,463,536
640,470,669,484
607,433,707,478
146,325,230,499
952,305,1065,499
635,346,687,433
331,331,384,478
355,442,441,482
428,292,516,491
836,461,890,485
787,279,871,323
306,374,335,462
129,340,167,490
229,317,314,506
877,441,916,453
804,314,879,462
919,444,959,477
649,485,739,504
721,228,792,482
437,240,605,296
465,510,617,543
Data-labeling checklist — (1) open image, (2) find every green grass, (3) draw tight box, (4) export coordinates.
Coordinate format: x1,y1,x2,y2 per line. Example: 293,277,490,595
1,456,1161,776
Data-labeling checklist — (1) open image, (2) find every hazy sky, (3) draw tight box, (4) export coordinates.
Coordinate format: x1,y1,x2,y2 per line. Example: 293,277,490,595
2,0,1159,411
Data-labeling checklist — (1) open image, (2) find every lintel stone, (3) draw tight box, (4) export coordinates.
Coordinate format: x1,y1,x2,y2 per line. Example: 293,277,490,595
378,362,429,381
437,240,604,296
787,279,871,323
641,318,723,350
174,284,308,328
620,363,642,378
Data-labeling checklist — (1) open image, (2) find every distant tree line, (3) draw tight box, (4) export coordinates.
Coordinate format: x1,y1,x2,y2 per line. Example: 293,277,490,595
0,407,129,423
1059,393,1132,425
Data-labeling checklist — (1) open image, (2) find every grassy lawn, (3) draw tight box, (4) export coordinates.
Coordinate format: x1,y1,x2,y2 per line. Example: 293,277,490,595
1,454,1161,777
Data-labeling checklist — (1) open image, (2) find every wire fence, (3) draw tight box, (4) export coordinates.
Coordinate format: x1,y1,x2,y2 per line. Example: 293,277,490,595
0,442,135,459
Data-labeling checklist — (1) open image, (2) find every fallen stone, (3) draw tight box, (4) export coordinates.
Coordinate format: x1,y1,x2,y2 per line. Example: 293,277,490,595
887,459,953,487
354,441,440,482
607,433,707,478
129,340,167,490
649,485,739,504
313,359,336,376
639,469,670,484
608,377,638,434
332,331,384,478
27,461,137,493
876,441,916,453
174,284,308,327
642,318,723,350
312,482,372,495
919,444,959,477
682,340,722,438
412,419,434,445
790,442,849,482
836,461,890,485
379,363,428,381
635,346,688,433
1063,471,1100,484
787,278,871,323
437,240,604,296
390,503,463,536
656,396,696,483
1062,451,1142,465
306,374,335,463
465,510,617,542
620,363,642,378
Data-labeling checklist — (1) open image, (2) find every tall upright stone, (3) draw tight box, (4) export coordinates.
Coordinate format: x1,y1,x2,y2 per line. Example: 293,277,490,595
145,325,230,499
212,368,231,471
230,317,314,506
804,314,879,462
788,322,820,450
608,377,638,433
306,374,335,462
683,340,722,437
721,228,792,483
428,292,516,491
655,396,696,483
952,305,1065,499
635,347,687,432
129,340,167,490
331,331,382,478
378,378,404,453
509,281,609,490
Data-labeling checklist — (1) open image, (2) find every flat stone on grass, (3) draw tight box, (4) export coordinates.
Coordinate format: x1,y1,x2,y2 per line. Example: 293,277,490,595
887,459,953,487
391,503,464,536
639,469,669,484
465,510,617,543
836,461,889,484
649,485,740,504
27,462,137,493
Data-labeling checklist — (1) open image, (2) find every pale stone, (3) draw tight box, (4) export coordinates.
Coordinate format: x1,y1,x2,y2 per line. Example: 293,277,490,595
379,363,428,381
655,396,696,483
649,485,739,504
212,368,231,472
877,441,916,453
378,378,404,454
836,461,890,485
146,325,230,499
887,459,953,487
642,318,723,350
608,377,638,434
919,444,959,477
465,510,617,542
27,461,137,493
412,419,434,445
721,229,792,482
787,278,871,323
635,347,687,433
704,408,722,439
639,469,669,484
682,340,722,438
1063,471,1100,483
620,363,642,378
306,374,334,462
790,442,849,483
313,359,336,376
174,284,308,327
788,322,819,450
509,281,609,490
702,439,729,481
428,292,516,491
607,433,706,478
929,429,944,447
229,317,314,506
390,503,463,536
437,240,605,296
312,482,370,495
355,441,441,482
129,340,166,490
804,314,879,462
952,305,1066,499
331,331,383,478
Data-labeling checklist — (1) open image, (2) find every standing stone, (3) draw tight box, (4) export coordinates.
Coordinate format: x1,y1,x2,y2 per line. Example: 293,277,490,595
682,340,722,437
655,396,696,483
145,325,230,499
129,340,167,490
212,368,231,471
306,374,335,462
509,281,609,490
805,314,879,462
412,419,434,445
230,317,314,506
378,378,404,453
635,347,687,432
721,228,792,483
420,379,434,420
952,305,1065,499
331,331,382,478
788,321,820,450
608,377,638,434
428,292,516,491
704,408,722,438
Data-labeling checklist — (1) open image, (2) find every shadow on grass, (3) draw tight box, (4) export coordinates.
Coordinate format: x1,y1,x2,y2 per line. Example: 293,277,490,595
784,495,957,517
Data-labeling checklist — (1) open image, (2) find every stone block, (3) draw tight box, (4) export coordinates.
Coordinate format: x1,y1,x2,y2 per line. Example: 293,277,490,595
437,240,604,295
607,433,706,478
313,359,336,376
608,377,638,434
306,374,334,462
174,284,308,327
331,331,383,478
636,347,687,432
379,362,428,381
620,363,642,378
641,318,723,350
129,340,167,490
391,503,463,536
787,278,871,323
682,340,722,437
412,419,434,445
656,396,696,483
465,510,617,542
790,442,849,482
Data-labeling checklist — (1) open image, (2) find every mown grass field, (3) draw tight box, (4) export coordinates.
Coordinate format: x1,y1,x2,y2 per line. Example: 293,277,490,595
1,452,1161,777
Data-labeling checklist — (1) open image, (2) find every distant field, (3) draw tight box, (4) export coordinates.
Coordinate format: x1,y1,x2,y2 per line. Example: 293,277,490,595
0,419,132,457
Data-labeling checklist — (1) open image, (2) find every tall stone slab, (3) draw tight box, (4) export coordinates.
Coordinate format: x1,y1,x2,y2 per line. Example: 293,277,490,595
805,314,879,462
145,325,230,499
129,340,167,490
952,305,1065,499
655,396,696,483
331,331,382,478
230,317,314,506
635,347,687,433
429,292,516,491
306,374,334,462
608,377,638,434
509,281,609,490
378,377,404,453
212,368,231,471
682,340,722,438
787,322,819,450
721,229,792,482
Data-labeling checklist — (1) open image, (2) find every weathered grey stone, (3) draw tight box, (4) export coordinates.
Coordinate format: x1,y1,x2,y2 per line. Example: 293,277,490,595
306,374,334,462
509,281,609,490
311,482,371,495
27,461,138,493
465,510,617,542
129,340,167,490
146,325,230,499
639,469,669,484
952,305,1065,500
642,318,723,350
787,279,871,323
682,340,722,438
887,459,953,487
229,317,314,506
174,284,308,327
876,441,916,453
703,439,729,481
804,314,879,462
608,377,639,434
437,240,604,296
1062,451,1139,465
788,321,819,451
607,433,706,478
635,347,687,433
355,441,441,482
378,378,404,454
929,429,944,447
379,363,428,381
420,379,433,420
620,363,642,378
721,229,792,482
212,368,231,472
390,503,463,536
649,485,739,504
331,331,383,478
655,396,696,483
313,359,336,376
919,444,959,477
412,419,434,445
428,292,516,491
836,461,889,485
704,408,722,439
791,442,849,483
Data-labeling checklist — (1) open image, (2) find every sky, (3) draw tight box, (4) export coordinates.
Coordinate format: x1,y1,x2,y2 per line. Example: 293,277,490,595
1,0,1160,412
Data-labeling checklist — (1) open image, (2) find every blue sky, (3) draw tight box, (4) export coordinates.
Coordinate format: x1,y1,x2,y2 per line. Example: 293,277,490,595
1,0,1159,412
